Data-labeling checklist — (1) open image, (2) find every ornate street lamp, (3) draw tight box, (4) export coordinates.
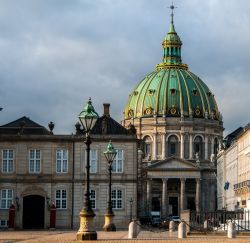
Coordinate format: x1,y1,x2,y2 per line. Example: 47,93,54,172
103,141,117,231
76,98,99,241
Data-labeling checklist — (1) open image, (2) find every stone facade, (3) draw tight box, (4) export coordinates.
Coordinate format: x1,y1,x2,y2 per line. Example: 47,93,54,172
123,116,223,219
0,108,138,229
217,124,250,210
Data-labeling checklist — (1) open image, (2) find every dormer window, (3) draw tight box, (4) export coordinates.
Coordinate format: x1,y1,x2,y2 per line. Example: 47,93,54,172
207,91,212,96
170,88,176,95
192,89,198,96
148,89,155,95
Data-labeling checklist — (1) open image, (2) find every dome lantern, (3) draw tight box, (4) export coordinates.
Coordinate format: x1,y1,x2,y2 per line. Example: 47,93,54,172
156,4,188,70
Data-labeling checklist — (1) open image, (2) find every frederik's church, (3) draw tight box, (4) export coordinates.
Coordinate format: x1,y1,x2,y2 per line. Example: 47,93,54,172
0,9,223,229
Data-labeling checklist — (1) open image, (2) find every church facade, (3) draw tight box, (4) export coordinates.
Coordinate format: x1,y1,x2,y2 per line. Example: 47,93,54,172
123,10,223,218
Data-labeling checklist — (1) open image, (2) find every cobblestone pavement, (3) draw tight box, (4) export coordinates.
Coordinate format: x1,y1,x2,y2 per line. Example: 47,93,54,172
0,230,250,243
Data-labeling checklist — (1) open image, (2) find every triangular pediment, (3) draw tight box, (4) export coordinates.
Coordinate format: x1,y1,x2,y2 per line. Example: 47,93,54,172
147,156,198,170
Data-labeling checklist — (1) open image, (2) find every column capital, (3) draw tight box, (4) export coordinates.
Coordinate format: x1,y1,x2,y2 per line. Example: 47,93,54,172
195,178,202,183
162,178,168,182
180,178,186,183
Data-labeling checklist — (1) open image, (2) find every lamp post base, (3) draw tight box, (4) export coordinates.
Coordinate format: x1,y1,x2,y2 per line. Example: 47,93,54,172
76,210,97,240
76,231,97,241
103,213,116,231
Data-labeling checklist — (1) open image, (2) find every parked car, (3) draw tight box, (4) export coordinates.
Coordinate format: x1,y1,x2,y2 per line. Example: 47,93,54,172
170,216,181,222
151,217,162,227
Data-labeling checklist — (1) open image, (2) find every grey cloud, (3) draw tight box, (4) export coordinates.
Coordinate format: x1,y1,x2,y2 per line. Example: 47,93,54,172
0,0,249,135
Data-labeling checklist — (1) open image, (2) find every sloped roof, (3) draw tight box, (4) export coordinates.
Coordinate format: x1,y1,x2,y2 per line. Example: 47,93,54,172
146,156,199,171
0,116,51,135
91,115,129,135
224,126,243,148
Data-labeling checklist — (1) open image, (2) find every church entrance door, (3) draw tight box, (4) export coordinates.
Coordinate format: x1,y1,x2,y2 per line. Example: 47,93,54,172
169,197,178,216
23,195,45,229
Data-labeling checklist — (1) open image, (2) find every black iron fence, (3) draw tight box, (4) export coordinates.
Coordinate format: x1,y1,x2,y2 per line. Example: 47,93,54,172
190,210,250,231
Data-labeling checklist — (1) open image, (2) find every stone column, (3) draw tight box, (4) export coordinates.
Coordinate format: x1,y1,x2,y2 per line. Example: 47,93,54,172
162,134,166,160
180,178,186,211
195,178,201,212
189,134,193,159
211,137,214,155
205,136,208,160
180,133,184,159
146,179,152,214
161,179,168,218
153,134,157,160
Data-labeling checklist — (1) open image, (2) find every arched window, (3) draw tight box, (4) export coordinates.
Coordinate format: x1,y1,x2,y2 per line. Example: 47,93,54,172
167,47,169,56
143,136,152,157
214,138,219,155
194,136,203,158
168,135,179,156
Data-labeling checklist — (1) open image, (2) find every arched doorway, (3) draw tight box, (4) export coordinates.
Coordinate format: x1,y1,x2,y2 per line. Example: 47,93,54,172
23,195,45,229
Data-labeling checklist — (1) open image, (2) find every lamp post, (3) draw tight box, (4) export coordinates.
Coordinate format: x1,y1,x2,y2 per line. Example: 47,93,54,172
103,141,117,231
76,98,99,241
129,198,133,222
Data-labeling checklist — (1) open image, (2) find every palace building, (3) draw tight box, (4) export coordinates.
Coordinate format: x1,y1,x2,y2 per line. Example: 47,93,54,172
123,8,223,218
0,104,138,229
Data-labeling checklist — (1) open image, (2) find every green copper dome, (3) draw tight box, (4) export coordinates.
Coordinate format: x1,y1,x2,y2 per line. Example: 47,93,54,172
124,12,220,120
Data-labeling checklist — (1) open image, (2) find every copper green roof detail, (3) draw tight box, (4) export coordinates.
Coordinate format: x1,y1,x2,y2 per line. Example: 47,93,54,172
79,98,99,120
124,10,220,121
124,68,219,120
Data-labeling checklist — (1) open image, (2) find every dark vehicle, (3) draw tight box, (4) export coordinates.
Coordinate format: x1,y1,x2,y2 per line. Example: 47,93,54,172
151,217,162,227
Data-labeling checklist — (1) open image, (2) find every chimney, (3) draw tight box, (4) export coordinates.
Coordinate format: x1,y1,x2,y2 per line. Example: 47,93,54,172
103,103,110,117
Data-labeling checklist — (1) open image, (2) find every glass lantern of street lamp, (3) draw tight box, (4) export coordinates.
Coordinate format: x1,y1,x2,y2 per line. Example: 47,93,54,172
104,141,117,163
78,98,99,134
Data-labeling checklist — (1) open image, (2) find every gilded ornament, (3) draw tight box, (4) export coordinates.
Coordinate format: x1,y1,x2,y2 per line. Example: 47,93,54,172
195,107,201,116
144,107,153,115
128,109,134,118
170,106,177,115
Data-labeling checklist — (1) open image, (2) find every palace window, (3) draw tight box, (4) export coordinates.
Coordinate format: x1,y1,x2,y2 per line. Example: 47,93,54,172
29,149,41,173
111,189,123,209
90,150,97,173
56,149,68,173
90,189,96,209
0,189,13,209
55,189,67,209
2,149,14,173
112,150,124,173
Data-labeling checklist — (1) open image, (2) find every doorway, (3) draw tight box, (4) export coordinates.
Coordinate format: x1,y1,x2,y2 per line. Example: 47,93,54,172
169,197,179,216
23,195,45,229
187,197,196,211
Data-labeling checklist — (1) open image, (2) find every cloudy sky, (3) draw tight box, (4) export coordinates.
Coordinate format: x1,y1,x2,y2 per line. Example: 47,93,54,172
0,0,249,135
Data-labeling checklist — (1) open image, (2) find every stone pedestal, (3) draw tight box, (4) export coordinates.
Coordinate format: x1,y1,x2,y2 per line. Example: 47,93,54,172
128,220,139,239
103,213,116,231
227,221,236,238
76,210,97,240
178,222,186,238
169,220,175,232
